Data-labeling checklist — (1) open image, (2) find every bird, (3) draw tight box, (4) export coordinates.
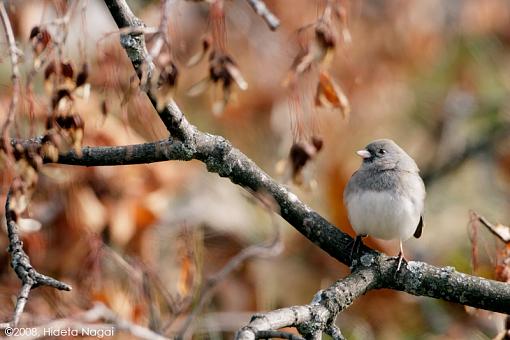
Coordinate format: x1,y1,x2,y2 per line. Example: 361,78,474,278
343,139,425,271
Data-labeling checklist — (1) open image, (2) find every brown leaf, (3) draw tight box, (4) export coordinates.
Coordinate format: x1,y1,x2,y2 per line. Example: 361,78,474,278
61,61,74,80
30,26,52,56
41,133,60,162
289,136,324,184
52,88,73,112
225,61,248,91
492,224,510,243
187,78,211,97
76,63,89,88
315,71,350,119
178,254,193,297
209,51,247,91
17,218,42,233
187,35,212,67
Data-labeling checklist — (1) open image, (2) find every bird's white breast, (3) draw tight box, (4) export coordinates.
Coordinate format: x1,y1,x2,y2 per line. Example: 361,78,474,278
346,191,420,241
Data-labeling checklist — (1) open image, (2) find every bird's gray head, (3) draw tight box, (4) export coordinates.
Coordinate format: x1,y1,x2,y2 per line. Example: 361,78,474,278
356,139,419,172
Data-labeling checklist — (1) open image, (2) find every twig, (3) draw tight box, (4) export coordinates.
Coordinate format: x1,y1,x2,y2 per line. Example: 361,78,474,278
256,330,304,340
324,324,345,340
3,189,71,327
0,2,21,154
236,268,376,340
245,0,280,31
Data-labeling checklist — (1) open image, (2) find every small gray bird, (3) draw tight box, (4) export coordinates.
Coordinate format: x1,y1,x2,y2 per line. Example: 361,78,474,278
343,139,425,270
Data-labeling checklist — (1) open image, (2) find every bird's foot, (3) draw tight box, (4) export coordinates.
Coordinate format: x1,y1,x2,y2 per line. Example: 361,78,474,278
350,235,366,263
395,251,407,272
386,252,407,274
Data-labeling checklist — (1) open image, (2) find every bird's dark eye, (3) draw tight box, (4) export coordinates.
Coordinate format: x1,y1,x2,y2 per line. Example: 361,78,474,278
377,149,386,155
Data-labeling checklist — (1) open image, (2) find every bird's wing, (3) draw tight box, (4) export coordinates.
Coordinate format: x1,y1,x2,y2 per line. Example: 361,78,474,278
413,215,423,238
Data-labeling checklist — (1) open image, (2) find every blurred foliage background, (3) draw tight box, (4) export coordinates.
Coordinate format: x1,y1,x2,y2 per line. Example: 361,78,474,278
0,0,510,338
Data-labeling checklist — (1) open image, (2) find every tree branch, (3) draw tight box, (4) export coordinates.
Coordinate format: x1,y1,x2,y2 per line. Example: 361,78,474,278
236,268,376,340
3,189,71,327
0,2,21,153
12,127,510,317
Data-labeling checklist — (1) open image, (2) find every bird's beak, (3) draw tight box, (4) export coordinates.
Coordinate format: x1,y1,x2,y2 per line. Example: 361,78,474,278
356,150,371,159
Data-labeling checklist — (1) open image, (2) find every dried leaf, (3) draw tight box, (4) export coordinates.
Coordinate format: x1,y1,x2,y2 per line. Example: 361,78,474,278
294,51,315,75
17,218,42,233
75,63,91,100
495,258,510,283
209,52,247,91
492,224,510,243
315,71,350,119
101,100,109,117
61,61,74,80
187,35,211,67
225,62,248,90
52,88,74,113
76,63,89,88
10,191,29,215
187,77,211,97
41,141,59,162
178,254,193,297
75,83,91,100
289,136,323,184
315,20,336,52
30,26,52,56
44,61,56,80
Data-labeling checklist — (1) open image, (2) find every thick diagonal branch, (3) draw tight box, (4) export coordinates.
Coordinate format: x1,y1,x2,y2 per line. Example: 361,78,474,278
15,130,510,314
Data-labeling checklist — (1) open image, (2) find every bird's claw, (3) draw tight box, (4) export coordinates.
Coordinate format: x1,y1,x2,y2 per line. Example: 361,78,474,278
395,251,407,272
350,235,366,263
385,252,408,273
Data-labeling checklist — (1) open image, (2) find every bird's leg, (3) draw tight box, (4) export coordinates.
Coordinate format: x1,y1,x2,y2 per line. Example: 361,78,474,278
396,240,407,272
350,234,366,261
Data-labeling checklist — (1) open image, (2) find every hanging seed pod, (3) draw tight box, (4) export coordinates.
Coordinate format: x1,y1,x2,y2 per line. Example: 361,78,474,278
75,63,91,99
289,136,324,184
41,132,61,162
52,88,73,114
29,26,52,56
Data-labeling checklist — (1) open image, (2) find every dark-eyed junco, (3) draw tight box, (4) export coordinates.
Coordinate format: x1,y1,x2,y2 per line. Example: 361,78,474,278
343,139,425,270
